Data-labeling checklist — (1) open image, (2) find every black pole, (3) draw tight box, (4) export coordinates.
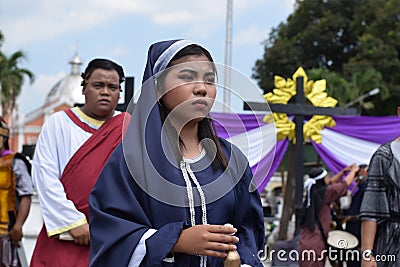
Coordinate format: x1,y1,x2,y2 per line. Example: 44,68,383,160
116,76,134,112
294,76,305,208
294,77,305,233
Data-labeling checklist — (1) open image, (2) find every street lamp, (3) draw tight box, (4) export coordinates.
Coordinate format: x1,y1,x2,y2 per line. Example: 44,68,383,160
343,88,380,109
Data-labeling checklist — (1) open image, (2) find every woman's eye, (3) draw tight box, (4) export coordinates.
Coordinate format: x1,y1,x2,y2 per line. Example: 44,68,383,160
205,76,215,84
179,75,193,81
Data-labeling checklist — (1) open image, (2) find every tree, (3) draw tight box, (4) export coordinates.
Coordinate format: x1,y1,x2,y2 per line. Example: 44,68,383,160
0,32,34,118
308,67,389,114
253,0,399,241
253,0,400,115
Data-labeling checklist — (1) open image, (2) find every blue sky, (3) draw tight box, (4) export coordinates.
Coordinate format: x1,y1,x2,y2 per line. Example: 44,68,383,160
0,0,295,114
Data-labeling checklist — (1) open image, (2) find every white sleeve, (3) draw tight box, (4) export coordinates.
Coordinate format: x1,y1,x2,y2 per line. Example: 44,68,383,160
13,158,34,196
128,229,157,267
32,112,88,236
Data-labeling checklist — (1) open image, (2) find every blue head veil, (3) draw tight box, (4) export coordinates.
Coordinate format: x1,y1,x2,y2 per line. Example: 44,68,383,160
122,39,247,207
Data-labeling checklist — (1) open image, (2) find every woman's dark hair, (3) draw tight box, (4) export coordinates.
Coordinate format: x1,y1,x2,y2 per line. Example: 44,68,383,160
81,58,125,86
309,167,327,187
309,167,325,178
168,44,214,66
158,44,227,171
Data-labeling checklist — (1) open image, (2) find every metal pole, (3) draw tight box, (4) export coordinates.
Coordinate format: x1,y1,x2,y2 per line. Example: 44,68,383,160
223,0,233,112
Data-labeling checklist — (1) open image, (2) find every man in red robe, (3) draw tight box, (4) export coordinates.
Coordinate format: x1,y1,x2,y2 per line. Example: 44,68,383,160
31,58,130,267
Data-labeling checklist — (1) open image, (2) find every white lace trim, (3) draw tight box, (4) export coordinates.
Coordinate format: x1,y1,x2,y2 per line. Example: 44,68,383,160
183,148,206,164
180,150,208,267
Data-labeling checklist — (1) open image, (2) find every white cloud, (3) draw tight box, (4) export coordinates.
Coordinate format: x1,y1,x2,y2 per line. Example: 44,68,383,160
17,72,66,113
1,0,297,115
1,2,110,48
9,0,282,48
107,46,129,58
234,25,269,46
0,0,263,49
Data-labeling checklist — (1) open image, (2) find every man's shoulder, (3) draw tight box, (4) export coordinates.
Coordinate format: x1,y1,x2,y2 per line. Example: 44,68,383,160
373,142,393,158
12,153,32,174
43,110,69,124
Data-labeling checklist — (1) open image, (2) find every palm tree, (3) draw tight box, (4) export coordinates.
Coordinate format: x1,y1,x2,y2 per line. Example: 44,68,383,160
0,50,35,118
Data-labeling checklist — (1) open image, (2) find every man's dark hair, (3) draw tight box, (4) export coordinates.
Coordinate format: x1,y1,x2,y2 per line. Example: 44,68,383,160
81,58,125,86
358,164,368,169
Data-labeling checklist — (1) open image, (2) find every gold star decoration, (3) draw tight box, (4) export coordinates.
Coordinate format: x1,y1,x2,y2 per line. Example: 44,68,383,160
263,67,337,143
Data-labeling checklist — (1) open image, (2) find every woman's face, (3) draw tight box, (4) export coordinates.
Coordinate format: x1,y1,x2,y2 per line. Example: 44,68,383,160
159,54,216,124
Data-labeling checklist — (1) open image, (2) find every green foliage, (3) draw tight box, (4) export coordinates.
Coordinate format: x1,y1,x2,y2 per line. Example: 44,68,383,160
0,30,34,117
253,0,400,115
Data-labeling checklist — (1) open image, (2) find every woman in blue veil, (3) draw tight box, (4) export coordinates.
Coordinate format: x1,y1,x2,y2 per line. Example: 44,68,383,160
89,39,264,267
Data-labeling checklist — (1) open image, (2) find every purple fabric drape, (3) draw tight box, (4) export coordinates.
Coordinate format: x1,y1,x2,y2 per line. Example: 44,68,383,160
312,141,345,177
212,112,399,193
313,115,399,174
211,112,288,192
211,112,265,139
253,139,289,192
312,115,399,193
330,115,400,143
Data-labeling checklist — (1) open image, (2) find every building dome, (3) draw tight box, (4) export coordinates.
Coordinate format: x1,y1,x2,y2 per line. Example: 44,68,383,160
45,53,85,106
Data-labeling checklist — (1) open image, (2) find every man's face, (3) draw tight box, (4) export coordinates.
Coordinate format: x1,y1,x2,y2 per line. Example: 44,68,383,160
81,68,121,120
358,167,368,177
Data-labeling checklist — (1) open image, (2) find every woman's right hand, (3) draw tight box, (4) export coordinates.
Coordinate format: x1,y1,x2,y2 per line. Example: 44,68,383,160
171,224,239,258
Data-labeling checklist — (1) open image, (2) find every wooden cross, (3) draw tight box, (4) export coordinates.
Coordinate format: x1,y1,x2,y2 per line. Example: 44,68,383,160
244,76,357,228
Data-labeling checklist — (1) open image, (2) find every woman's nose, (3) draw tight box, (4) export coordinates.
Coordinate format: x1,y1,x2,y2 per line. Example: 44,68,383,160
193,81,207,96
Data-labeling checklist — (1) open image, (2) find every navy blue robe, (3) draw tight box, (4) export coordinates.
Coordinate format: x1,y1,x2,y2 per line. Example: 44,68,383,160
89,138,264,266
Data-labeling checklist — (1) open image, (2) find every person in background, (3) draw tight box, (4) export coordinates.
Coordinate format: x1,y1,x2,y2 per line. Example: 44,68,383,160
360,106,400,267
338,164,368,267
30,58,130,267
0,118,33,266
299,164,359,267
89,39,264,267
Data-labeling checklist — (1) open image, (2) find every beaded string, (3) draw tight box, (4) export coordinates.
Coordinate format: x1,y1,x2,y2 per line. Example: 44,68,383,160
180,160,196,226
180,149,208,267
